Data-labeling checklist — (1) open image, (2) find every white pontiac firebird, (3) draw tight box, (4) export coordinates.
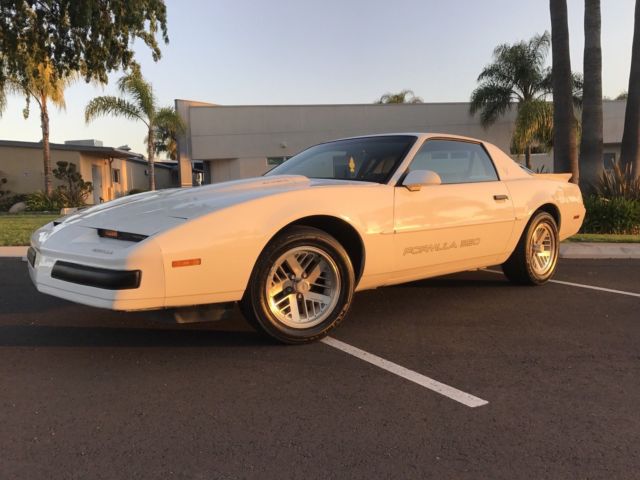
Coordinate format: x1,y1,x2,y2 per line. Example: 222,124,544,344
29,133,585,343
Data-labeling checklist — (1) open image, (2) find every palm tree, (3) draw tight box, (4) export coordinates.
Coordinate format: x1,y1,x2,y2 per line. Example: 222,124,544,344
550,0,579,183
580,0,603,191
153,116,180,160
85,71,184,190
620,0,640,179
376,89,423,104
470,32,553,169
2,61,75,195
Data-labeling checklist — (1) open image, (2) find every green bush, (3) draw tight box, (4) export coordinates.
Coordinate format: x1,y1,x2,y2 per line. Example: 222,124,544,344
24,162,93,212
25,191,64,212
127,188,146,195
595,161,640,201
0,193,28,212
581,196,640,235
53,161,93,207
0,175,8,196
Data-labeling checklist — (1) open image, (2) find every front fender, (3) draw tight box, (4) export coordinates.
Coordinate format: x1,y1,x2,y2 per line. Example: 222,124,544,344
152,183,394,302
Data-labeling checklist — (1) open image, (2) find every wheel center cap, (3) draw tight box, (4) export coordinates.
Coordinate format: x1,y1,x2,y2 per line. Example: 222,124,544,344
295,280,310,293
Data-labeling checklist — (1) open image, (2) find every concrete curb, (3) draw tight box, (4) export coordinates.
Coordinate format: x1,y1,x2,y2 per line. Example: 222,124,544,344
560,242,640,259
0,246,28,258
1,243,640,260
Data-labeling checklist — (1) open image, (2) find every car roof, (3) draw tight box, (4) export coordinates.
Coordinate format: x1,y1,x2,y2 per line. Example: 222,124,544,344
330,132,488,144
326,132,531,183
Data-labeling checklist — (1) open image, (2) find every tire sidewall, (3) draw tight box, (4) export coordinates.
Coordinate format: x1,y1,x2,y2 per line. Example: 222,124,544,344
247,227,355,343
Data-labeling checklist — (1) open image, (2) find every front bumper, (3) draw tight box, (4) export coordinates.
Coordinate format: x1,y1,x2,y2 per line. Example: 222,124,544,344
28,222,247,311
28,223,167,311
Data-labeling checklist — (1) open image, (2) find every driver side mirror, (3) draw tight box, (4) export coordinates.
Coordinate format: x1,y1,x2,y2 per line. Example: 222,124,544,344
402,170,442,191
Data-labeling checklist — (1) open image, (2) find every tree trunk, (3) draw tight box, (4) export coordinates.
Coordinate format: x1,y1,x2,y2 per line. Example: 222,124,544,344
147,128,156,191
620,0,640,179
525,144,532,170
550,0,579,183
580,0,604,192
40,97,53,196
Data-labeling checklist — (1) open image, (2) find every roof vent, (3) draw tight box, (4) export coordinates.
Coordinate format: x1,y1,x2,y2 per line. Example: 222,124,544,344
117,145,132,151
64,139,104,147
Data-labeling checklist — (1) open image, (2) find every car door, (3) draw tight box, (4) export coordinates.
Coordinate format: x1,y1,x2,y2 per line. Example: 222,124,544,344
393,139,515,273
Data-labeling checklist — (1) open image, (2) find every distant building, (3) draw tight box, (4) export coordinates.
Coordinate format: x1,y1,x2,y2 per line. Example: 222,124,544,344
175,99,626,186
0,139,176,204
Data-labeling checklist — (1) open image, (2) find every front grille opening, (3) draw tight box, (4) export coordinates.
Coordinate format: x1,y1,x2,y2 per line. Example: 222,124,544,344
97,229,148,243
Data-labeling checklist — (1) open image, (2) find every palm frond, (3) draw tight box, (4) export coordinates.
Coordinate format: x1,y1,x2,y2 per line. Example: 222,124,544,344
2,61,77,111
540,69,583,107
511,99,554,154
153,106,185,132
474,32,552,115
85,96,147,125
527,31,551,67
469,83,514,126
117,72,156,118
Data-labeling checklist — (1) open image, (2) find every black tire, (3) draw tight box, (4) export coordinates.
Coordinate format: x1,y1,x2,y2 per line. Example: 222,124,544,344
502,211,559,285
240,226,355,344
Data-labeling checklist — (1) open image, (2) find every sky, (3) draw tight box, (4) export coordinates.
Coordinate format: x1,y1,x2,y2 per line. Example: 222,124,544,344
0,0,635,156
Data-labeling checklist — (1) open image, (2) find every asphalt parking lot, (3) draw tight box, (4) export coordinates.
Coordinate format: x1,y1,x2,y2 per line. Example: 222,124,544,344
1,258,639,479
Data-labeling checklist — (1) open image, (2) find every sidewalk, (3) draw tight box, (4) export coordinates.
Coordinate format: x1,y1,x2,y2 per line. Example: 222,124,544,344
2,243,640,259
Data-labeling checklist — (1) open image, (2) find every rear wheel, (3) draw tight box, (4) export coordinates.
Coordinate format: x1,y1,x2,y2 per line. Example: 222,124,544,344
241,226,355,344
502,211,559,285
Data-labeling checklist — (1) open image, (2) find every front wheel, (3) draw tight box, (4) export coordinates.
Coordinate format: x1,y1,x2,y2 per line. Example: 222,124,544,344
241,226,355,344
502,211,559,285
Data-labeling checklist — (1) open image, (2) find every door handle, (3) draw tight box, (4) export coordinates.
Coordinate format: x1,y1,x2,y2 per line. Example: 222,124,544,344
493,194,509,201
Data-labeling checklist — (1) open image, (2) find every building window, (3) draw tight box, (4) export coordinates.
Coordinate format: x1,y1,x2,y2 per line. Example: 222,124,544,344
267,156,291,166
113,168,121,184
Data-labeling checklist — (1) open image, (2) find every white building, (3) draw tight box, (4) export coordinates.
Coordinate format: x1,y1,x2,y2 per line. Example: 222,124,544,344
175,99,627,186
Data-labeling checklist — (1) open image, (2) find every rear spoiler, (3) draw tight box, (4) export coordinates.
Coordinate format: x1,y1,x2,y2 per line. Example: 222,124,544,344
532,173,573,182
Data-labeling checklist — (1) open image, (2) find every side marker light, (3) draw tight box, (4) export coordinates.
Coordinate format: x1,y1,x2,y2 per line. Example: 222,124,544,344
172,258,202,268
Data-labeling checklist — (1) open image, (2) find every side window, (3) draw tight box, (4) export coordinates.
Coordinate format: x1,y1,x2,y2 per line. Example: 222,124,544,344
408,140,498,184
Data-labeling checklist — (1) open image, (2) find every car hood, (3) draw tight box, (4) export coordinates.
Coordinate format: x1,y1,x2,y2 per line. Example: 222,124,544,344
57,175,363,236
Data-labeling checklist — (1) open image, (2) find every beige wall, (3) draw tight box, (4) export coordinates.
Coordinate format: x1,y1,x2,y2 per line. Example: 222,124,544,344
207,157,271,183
186,102,516,162
177,99,628,184
0,145,174,203
0,146,82,194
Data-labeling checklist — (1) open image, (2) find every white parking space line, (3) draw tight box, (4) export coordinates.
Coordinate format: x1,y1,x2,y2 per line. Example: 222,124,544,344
483,269,640,298
321,336,489,408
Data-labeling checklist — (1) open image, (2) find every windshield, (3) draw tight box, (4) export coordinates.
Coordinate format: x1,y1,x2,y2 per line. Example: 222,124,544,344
266,135,417,183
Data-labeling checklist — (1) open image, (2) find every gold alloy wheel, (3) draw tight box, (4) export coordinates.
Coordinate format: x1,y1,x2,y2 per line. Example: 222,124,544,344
528,222,557,277
265,246,341,329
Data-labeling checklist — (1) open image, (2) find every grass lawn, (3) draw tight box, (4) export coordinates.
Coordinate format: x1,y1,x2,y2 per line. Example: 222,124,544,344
0,214,59,246
566,233,640,243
